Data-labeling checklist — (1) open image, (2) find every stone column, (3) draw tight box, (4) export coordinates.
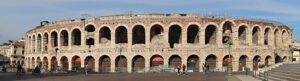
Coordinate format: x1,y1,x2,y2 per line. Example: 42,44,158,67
145,30,150,48
111,31,116,49
81,31,86,51
200,29,205,48
164,30,169,48
68,32,72,50
81,58,85,68
95,60,99,72
68,60,72,70
145,55,150,72
41,36,44,52
95,31,100,49
127,57,132,73
111,59,115,72
48,59,51,70
58,33,61,50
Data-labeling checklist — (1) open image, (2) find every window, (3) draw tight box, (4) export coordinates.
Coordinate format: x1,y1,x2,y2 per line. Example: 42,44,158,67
14,50,16,54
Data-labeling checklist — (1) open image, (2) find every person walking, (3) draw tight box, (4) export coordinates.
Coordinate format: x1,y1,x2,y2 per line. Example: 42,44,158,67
177,64,181,75
182,64,186,75
85,64,88,75
16,64,22,76
206,64,210,72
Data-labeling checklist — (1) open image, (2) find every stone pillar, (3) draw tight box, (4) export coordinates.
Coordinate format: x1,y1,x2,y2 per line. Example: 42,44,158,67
111,59,115,72
217,61,222,72
48,59,51,70
81,31,86,51
68,60,72,70
182,29,187,47
58,33,61,50
200,29,205,48
81,58,85,68
41,36,44,52
164,30,169,48
68,32,72,50
95,60,99,72
127,58,132,73
95,31,100,49
145,55,150,72
111,31,116,49
145,30,150,48
217,29,222,48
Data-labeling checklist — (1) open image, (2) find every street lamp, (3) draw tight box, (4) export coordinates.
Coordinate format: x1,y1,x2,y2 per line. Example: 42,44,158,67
224,37,232,76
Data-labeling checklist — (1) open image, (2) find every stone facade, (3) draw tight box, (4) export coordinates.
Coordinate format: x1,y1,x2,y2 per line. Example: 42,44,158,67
0,40,25,66
25,13,293,73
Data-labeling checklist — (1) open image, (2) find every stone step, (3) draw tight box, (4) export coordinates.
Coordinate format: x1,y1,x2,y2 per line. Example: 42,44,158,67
270,70,300,75
264,75,288,81
268,73,299,81
268,71,300,80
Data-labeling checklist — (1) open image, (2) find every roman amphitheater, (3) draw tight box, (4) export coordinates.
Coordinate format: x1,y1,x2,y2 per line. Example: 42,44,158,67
25,13,293,73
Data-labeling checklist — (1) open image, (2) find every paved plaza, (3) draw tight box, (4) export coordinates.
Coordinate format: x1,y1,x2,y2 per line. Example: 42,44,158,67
0,72,234,81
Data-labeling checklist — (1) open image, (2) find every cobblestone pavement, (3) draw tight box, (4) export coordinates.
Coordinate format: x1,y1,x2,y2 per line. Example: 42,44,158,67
0,72,229,81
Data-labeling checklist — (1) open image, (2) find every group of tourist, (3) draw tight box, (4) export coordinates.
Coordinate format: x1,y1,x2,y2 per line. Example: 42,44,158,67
176,64,186,75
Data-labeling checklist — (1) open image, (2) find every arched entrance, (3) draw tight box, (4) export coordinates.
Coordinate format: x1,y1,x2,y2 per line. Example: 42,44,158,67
168,55,181,68
205,25,217,45
60,56,68,70
51,57,58,70
168,25,182,48
36,57,41,67
99,55,111,72
223,55,234,72
72,56,81,70
253,55,261,71
150,55,164,68
85,56,95,72
31,57,35,68
265,56,272,66
205,54,217,72
43,57,48,70
187,55,199,72
132,55,145,72
275,55,282,64
239,55,248,71
115,55,127,72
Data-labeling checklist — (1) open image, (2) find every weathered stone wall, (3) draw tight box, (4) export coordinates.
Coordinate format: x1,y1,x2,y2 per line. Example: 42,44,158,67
24,13,293,73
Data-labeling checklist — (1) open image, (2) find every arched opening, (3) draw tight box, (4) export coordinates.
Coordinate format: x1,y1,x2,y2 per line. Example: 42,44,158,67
51,32,58,47
36,57,41,67
28,36,31,53
43,33,48,51
168,25,182,48
253,55,261,71
85,56,95,72
150,55,164,68
132,25,145,45
239,55,248,71
187,55,199,72
168,55,182,68
265,56,272,66
37,34,42,52
85,25,95,32
150,24,164,43
264,28,271,45
275,55,282,64
60,56,68,70
72,29,81,45
115,55,127,72
222,21,233,45
31,58,35,68
60,30,68,46
238,25,247,45
99,55,111,72
43,57,48,70
274,29,280,47
115,26,128,43
51,57,58,71
282,31,288,47
205,54,217,72
132,55,145,72
282,56,287,62
72,56,81,70
32,35,36,52
252,26,260,45
187,25,199,43
99,27,111,44
86,38,94,45
223,55,234,72
205,25,217,45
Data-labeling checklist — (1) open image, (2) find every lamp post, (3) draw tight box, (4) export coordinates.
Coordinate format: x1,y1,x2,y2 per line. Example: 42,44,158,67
224,37,232,76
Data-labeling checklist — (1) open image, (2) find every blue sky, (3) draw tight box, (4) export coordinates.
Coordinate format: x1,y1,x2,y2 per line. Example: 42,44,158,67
0,0,300,44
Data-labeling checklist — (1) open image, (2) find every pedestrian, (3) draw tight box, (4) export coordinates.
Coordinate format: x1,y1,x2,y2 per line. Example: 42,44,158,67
21,64,25,74
85,64,88,75
202,63,205,73
206,64,210,72
177,64,181,75
182,64,186,75
16,64,22,76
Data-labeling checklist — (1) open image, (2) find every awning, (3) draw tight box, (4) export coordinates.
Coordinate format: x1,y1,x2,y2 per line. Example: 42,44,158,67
75,58,81,62
224,57,232,62
152,56,163,61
